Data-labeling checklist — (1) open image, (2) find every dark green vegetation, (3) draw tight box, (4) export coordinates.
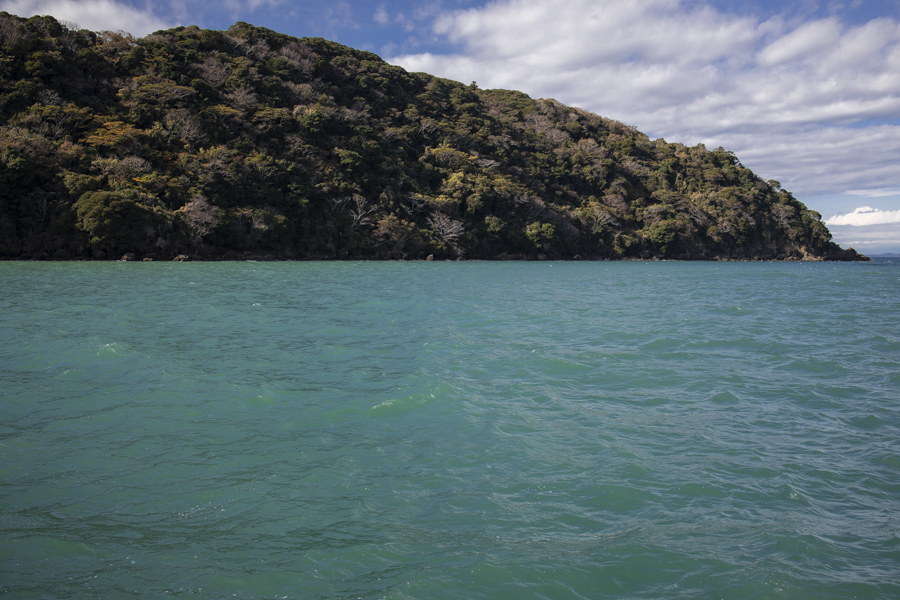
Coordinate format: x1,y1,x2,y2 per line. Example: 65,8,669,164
0,13,866,260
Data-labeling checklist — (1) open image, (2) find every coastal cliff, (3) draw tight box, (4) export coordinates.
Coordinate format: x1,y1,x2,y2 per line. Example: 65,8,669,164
0,13,867,261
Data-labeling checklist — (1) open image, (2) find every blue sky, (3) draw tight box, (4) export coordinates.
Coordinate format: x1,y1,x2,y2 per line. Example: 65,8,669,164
3,0,899,253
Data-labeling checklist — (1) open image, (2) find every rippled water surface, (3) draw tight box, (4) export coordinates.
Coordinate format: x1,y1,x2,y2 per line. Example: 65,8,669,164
2,260,899,599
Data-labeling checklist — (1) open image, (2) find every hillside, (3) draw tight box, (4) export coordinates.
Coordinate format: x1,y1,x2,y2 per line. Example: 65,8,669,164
0,13,867,260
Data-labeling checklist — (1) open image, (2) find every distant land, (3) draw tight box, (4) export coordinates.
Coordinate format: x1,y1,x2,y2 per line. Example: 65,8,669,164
869,253,899,258
0,13,867,261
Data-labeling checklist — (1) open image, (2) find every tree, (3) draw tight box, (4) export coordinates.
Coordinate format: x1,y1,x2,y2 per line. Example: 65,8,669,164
182,194,219,247
375,214,417,258
0,13,865,261
74,191,165,255
645,219,680,256
525,221,555,251
428,212,465,255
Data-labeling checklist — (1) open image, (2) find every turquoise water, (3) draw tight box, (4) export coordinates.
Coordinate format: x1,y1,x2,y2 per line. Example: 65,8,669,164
1,260,899,599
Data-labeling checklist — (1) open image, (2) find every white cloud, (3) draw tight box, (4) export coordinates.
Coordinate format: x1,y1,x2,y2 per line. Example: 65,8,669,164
373,3,389,25
215,0,288,21
846,188,900,197
389,0,900,198
722,124,900,196
244,0,283,10
325,0,357,31
757,18,843,65
827,223,900,252
0,0,172,35
825,206,900,226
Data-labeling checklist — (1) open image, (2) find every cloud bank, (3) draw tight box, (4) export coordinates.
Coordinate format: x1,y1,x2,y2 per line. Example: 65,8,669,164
827,223,900,252
390,0,900,196
825,206,900,226
0,0,172,35
846,188,900,198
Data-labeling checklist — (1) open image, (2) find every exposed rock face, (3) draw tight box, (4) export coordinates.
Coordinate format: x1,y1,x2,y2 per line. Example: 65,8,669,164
0,13,866,261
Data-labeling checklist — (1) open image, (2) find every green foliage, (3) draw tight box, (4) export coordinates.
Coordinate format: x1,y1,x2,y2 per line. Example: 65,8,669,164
0,12,864,260
83,120,142,148
525,221,555,251
645,219,680,256
74,191,169,254
0,145,35,202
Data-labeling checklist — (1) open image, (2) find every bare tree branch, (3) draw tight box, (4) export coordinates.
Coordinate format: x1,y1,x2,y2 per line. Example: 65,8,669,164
183,195,219,247
428,212,465,244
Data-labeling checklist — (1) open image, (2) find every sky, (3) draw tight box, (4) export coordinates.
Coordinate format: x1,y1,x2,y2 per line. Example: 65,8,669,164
3,0,899,253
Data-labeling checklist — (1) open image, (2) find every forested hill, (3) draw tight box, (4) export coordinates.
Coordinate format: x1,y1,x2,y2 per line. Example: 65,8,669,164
0,13,867,261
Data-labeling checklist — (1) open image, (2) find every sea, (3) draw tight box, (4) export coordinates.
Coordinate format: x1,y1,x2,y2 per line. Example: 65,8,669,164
1,259,898,599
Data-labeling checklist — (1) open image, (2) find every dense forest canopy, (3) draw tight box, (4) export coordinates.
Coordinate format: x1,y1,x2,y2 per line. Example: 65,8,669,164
0,13,866,260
